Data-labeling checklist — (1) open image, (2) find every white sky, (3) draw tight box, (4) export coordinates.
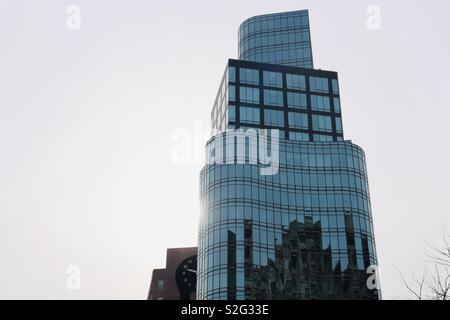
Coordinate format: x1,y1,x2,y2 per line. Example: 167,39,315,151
0,0,449,299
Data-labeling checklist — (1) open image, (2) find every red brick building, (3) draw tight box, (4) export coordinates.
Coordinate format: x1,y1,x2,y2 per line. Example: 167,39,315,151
148,247,197,300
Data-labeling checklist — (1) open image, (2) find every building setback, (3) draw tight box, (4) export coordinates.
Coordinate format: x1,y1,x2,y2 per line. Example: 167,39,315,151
197,10,380,300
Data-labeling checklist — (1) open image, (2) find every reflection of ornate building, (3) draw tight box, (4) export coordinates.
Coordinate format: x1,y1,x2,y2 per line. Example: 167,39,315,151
247,218,332,299
196,9,381,300
246,217,378,299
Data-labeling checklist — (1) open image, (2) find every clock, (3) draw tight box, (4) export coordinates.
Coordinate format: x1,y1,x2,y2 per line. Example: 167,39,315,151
175,255,197,300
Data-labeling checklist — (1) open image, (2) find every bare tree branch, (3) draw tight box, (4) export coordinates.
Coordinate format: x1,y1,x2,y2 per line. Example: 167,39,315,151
398,268,424,300
399,230,450,300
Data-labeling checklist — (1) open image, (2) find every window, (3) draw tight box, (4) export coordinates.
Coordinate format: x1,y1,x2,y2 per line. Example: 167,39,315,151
286,73,306,90
334,97,341,113
309,76,329,93
157,280,164,290
240,68,259,85
313,134,333,142
228,105,236,122
332,79,339,95
263,71,283,88
264,109,284,127
240,86,259,104
312,115,332,132
288,112,308,129
287,92,307,109
335,117,343,133
264,89,284,107
228,66,236,82
237,270,244,287
290,131,309,141
240,106,260,125
311,95,331,112
228,85,235,102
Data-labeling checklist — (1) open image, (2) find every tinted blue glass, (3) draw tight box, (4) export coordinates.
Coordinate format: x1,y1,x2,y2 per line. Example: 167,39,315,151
228,85,235,102
290,131,309,141
240,86,259,104
228,105,236,122
334,97,341,113
240,106,260,125
198,138,379,300
286,73,306,90
288,112,308,129
240,68,259,85
229,66,236,82
264,109,284,127
263,89,284,107
263,71,283,88
332,79,340,94
310,76,329,93
336,117,343,133
311,95,331,112
288,92,307,109
238,10,313,68
312,114,332,132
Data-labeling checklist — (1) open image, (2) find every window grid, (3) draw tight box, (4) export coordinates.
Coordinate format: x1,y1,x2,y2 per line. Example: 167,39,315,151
198,138,378,300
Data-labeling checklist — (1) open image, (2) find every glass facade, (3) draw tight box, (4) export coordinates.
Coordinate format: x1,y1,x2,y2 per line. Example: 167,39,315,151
211,59,343,142
201,9,380,300
198,138,379,300
238,10,313,68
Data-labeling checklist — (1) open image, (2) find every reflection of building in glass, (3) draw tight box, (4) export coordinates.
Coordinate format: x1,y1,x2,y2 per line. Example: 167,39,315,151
198,139,379,300
197,9,380,300
247,217,376,299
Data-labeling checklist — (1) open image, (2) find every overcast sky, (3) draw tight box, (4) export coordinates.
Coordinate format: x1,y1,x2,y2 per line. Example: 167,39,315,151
1,0,449,299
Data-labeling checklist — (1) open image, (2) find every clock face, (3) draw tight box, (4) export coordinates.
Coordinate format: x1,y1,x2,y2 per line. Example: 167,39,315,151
175,255,197,296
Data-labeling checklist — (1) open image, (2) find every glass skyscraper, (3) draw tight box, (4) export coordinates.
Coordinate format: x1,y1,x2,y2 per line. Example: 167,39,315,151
238,10,314,68
197,10,380,300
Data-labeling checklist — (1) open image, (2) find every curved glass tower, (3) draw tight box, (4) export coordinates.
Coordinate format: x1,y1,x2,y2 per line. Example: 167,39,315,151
197,10,380,300
238,10,314,68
